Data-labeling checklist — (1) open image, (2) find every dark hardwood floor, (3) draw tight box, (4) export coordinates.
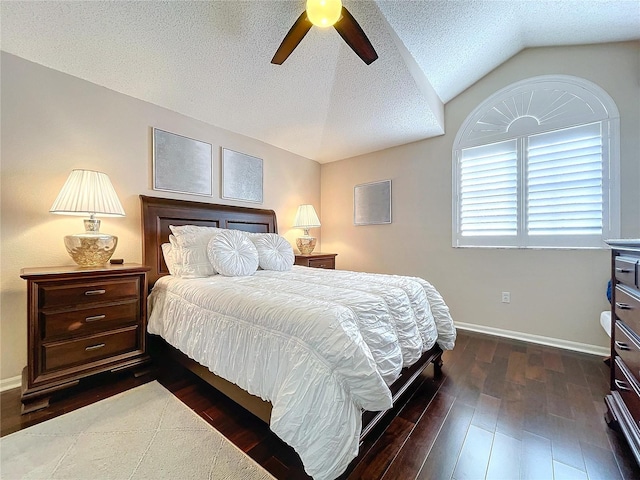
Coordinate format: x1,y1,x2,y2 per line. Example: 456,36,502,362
2,330,639,479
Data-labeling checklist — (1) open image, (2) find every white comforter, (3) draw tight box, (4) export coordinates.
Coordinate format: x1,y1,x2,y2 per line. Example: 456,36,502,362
147,266,455,480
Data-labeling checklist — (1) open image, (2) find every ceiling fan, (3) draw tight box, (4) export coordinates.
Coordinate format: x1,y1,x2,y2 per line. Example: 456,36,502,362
271,0,378,65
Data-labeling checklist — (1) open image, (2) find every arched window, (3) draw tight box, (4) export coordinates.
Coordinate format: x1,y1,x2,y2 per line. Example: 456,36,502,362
452,75,620,248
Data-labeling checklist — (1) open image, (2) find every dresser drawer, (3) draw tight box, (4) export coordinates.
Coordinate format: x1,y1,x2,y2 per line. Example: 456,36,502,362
615,321,640,382
615,286,640,333
43,326,140,372
616,256,638,288
614,357,640,426
41,301,139,340
308,258,335,269
38,278,140,309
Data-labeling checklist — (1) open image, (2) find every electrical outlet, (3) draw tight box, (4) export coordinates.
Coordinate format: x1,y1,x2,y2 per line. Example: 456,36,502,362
501,292,511,303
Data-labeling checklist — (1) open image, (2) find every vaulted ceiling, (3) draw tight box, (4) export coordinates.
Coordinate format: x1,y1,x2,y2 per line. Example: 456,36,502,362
1,1,638,163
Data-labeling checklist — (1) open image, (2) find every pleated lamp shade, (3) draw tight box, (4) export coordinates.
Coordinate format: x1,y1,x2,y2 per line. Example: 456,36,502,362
50,169,125,217
293,204,321,230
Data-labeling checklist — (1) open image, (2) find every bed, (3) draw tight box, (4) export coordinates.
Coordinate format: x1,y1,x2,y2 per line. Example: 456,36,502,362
140,195,455,480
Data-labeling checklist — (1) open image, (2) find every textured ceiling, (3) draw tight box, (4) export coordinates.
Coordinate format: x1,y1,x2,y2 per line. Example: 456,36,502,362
1,1,639,163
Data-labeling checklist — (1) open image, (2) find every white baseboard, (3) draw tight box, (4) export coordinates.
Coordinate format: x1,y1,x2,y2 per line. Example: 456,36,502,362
0,375,21,392
455,322,610,357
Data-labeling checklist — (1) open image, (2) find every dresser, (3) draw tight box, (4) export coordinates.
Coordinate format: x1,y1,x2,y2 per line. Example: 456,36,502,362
606,240,640,464
294,252,337,269
20,264,151,413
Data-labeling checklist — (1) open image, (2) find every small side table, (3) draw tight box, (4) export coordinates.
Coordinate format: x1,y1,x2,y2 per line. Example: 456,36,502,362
294,253,337,270
20,263,151,413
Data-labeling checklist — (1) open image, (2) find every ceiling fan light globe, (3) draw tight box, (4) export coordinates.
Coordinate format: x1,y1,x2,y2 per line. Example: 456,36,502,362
306,0,342,28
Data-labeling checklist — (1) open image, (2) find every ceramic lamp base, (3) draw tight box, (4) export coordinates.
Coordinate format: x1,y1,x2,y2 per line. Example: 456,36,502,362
296,236,317,254
64,233,118,267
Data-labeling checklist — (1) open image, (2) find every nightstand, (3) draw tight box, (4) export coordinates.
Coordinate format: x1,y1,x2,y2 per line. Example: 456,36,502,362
20,264,151,413
294,252,337,269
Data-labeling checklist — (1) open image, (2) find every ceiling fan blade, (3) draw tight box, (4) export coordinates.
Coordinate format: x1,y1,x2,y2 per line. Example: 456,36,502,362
271,11,313,65
333,6,378,65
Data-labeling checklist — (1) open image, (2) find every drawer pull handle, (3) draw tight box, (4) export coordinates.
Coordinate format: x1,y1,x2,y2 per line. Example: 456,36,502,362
615,379,632,392
616,268,633,273
616,302,633,310
85,315,106,323
615,341,631,351
85,343,106,352
84,289,106,296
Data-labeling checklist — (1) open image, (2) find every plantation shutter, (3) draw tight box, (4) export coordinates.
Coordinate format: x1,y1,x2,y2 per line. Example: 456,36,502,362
527,123,603,236
459,140,518,237
453,76,619,248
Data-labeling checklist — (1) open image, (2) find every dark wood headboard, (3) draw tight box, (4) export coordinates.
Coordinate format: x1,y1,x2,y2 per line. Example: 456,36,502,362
140,195,278,287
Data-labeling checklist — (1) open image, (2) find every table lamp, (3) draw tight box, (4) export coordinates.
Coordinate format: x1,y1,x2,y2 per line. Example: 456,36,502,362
49,169,125,267
293,204,321,254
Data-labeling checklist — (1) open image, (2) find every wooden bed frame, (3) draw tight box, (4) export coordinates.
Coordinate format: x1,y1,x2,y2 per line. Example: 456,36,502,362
140,195,443,439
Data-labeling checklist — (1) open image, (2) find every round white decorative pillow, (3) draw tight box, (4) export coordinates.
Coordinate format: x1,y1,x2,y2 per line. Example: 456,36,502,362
252,234,294,271
207,229,259,277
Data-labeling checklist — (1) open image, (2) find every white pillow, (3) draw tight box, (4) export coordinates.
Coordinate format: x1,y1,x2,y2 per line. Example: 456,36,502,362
249,233,294,271
169,225,223,247
207,229,259,277
161,242,178,276
167,235,186,277
169,225,222,277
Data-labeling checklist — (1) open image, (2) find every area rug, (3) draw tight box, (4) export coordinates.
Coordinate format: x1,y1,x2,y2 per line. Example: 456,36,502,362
0,381,275,480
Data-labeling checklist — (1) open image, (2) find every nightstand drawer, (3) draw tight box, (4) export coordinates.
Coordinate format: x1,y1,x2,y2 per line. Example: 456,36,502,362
39,278,140,309
42,301,139,340
295,253,337,269
308,258,335,269
616,286,640,333
43,326,140,372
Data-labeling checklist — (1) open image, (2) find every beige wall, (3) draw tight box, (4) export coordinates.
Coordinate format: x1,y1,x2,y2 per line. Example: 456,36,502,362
321,42,640,351
0,52,321,381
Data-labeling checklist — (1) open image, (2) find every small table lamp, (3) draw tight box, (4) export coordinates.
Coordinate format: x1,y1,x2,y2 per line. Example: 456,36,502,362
49,169,125,267
293,204,321,254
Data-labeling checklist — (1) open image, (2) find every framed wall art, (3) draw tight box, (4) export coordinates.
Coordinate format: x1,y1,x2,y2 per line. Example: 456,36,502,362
354,180,392,225
221,148,263,203
152,128,213,196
